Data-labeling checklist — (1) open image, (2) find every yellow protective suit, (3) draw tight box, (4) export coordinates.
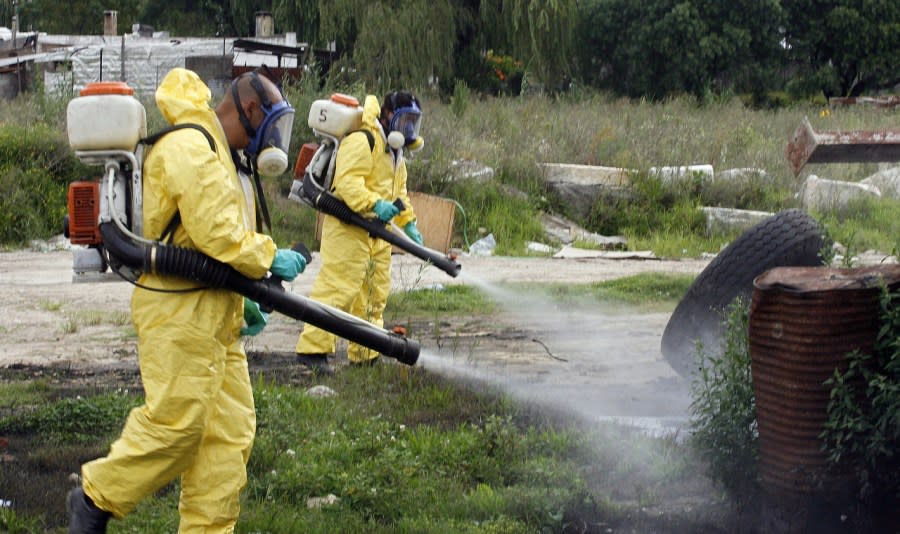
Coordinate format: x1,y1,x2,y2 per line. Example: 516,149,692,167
296,95,416,363
81,68,276,533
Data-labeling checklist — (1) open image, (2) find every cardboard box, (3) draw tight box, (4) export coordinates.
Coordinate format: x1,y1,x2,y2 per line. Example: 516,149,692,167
314,191,456,253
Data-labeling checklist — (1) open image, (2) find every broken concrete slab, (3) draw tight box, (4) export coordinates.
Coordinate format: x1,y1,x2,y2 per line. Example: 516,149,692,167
540,212,627,249
716,167,769,182
552,245,657,260
541,163,633,220
699,207,773,235
861,166,900,199
649,164,714,184
798,174,881,212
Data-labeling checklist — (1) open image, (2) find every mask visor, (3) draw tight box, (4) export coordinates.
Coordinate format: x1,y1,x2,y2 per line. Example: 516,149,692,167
248,102,295,157
389,106,422,146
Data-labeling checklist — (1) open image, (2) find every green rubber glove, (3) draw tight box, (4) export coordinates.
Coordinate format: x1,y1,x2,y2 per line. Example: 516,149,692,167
404,221,424,245
270,249,306,281
373,199,400,222
241,298,269,336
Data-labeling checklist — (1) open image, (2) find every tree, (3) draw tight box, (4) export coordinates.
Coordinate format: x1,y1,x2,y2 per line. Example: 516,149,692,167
783,0,900,97
478,0,577,90
576,0,785,100
344,0,457,91
19,0,141,35
272,0,320,43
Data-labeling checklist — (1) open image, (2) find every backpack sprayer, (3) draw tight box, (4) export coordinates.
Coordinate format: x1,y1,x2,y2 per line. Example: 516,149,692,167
288,93,462,278
63,81,418,365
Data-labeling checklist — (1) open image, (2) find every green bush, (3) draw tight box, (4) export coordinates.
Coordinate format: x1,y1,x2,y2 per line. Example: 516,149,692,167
822,285,900,500
0,122,87,245
689,298,759,501
586,172,707,238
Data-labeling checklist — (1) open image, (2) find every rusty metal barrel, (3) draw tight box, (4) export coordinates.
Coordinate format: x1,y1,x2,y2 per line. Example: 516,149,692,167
749,265,900,500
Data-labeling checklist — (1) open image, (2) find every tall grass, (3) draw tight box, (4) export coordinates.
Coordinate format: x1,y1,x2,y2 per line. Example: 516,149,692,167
3,83,898,254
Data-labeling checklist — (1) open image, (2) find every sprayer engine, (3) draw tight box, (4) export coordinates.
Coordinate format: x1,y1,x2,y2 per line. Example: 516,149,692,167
64,82,148,281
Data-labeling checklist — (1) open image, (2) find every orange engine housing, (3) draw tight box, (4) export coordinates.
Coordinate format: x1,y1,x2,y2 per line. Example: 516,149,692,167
293,142,319,179
67,181,102,245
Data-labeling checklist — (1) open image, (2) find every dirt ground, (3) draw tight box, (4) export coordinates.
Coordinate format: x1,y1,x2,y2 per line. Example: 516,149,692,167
0,244,716,431
0,244,710,370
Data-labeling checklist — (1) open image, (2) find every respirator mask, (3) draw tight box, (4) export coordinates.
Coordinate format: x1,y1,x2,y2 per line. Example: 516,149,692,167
386,100,423,151
233,72,295,176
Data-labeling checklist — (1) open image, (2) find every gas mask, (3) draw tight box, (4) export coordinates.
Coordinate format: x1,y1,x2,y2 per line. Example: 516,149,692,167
387,101,423,150
233,72,295,176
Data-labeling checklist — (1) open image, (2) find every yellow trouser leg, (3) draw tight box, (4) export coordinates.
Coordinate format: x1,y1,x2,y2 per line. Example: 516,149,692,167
82,325,228,519
177,339,255,533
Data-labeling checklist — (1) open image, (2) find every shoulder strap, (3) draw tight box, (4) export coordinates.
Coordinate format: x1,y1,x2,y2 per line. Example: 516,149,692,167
140,123,217,242
348,129,375,152
159,212,181,244
141,123,217,152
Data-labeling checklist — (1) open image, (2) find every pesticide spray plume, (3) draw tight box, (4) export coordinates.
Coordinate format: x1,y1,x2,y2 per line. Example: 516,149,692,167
98,222,419,365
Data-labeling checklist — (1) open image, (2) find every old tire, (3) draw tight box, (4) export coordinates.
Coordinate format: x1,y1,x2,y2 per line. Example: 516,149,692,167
661,209,827,378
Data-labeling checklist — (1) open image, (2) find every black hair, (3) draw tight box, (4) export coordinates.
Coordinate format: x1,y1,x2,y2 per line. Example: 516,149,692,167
382,91,420,115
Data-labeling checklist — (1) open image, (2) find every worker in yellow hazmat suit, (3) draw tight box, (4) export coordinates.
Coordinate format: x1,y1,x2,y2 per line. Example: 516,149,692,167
295,91,425,373
67,68,306,533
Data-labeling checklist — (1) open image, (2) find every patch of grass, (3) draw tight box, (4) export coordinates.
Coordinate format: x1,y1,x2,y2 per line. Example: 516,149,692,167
587,273,695,304
386,285,496,318
0,508,43,534
628,229,738,259
0,380,51,411
4,88,900,258
815,197,900,257
60,317,78,334
61,310,132,332
0,390,140,444
37,299,63,312
528,274,695,312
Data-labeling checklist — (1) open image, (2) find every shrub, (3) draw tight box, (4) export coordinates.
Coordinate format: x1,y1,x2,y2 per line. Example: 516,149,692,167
450,80,470,119
0,122,87,245
821,284,900,500
689,298,760,501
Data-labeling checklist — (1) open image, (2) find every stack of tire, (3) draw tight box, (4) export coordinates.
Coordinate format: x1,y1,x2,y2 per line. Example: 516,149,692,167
661,209,828,378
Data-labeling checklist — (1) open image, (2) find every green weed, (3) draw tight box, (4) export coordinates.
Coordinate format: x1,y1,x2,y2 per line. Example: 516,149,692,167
0,380,50,410
822,285,900,500
689,298,759,501
0,508,43,534
0,390,140,444
816,197,900,263
526,274,694,312
386,285,495,318
37,299,63,312
61,310,132,332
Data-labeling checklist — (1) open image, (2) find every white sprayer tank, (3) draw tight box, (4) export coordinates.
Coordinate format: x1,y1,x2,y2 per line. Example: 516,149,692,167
308,93,363,138
67,81,147,151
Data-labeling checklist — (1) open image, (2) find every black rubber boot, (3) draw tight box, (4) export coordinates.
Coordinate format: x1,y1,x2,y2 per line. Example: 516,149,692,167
67,486,111,534
296,353,334,376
